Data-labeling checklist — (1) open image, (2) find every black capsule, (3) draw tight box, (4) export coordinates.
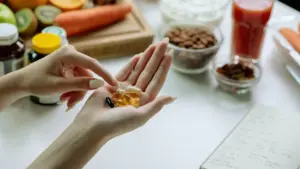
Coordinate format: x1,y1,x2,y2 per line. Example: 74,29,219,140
105,97,115,108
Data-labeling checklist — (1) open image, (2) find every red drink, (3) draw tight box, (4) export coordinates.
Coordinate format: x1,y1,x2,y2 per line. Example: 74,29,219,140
232,0,274,60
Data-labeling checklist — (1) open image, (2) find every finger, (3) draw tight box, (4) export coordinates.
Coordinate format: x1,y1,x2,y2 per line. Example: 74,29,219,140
74,66,93,78
145,52,172,101
115,54,140,82
60,67,94,103
136,38,169,91
61,66,75,78
126,44,156,85
55,77,104,92
138,96,176,120
67,91,86,111
66,49,116,86
105,84,118,94
60,91,74,101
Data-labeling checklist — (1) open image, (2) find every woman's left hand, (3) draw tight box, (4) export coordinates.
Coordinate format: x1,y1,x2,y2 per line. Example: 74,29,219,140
76,38,174,140
19,45,117,108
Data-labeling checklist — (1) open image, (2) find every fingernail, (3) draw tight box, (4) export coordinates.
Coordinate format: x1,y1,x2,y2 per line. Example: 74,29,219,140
167,49,174,56
166,97,177,105
89,79,104,89
58,99,67,105
116,82,121,88
65,102,77,112
64,70,74,78
163,37,169,43
65,106,73,112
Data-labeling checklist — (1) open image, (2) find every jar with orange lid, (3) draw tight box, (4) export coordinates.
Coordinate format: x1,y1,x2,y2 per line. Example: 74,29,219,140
27,33,62,105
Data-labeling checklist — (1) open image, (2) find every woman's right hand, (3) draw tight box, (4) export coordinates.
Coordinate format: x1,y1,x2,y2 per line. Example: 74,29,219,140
18,45,116,109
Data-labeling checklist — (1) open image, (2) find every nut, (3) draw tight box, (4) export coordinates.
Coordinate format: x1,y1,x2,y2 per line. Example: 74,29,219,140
166,26,217,50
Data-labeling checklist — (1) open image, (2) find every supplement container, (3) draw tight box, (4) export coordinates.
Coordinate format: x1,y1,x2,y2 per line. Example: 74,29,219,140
0,23,25,76
28,33,62,105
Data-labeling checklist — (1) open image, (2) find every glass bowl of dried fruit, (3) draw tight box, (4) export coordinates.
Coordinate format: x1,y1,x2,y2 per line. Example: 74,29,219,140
159,21,224,74
212,57,262,94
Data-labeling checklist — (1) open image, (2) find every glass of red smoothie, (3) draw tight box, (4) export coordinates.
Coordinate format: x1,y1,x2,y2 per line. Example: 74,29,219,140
231,0,274,62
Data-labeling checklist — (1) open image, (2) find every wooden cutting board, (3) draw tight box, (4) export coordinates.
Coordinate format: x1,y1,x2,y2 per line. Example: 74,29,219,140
24,0,154,59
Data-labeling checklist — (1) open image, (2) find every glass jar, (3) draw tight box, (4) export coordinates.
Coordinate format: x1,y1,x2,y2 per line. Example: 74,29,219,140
231,0,274,63
28,33,62,105
0,23,25,76
212,54,262,94
159,21,224,74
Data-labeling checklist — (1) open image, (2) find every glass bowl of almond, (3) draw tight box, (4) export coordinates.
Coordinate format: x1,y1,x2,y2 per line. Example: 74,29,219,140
160,21,224,74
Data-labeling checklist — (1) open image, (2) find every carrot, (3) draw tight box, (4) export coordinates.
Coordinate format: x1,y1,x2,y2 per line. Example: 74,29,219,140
280,27,300,53
54,4,132,36
298,22,300,34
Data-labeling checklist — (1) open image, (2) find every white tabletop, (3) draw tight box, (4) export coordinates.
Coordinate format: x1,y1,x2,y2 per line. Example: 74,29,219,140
1,1,300,169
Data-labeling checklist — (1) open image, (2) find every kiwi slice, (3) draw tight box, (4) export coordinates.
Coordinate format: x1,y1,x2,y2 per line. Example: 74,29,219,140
15,8,38,36
35,5,61,26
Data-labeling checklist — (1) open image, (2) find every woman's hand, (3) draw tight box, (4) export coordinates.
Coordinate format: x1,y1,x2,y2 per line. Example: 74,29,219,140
19,45,116,108
77,38,175,140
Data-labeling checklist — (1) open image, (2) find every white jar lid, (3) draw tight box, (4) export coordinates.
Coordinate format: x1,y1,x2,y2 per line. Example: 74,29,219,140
0,23,19,46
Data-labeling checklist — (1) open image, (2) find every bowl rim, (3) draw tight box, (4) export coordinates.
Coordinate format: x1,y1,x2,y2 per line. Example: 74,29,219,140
161,21,224,53
159,0,231,13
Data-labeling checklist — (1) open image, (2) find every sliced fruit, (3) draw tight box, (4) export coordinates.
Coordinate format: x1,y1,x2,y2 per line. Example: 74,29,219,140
35,5,61,26
15,8,38,36
49,0,85,11
0,3,16,25
8,0,48,11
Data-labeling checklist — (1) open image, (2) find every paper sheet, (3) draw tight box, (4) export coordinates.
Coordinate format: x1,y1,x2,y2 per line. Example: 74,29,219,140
201,105,300,169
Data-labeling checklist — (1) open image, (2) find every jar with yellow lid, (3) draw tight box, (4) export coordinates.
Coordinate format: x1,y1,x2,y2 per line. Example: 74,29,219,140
28,33,62,105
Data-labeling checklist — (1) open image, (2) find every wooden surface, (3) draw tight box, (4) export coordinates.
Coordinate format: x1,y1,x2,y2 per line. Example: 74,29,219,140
24,0,154,59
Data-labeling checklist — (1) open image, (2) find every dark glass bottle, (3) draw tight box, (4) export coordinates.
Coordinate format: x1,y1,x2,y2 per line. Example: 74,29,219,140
0,23,25,76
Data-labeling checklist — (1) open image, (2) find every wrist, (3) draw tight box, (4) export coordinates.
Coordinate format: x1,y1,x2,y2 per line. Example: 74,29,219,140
29,118,109,169
0,71,29,109
10,70,31,98
72,117,109,145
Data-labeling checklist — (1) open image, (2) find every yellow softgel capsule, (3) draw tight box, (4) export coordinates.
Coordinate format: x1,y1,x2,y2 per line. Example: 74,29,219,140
112,86,141,108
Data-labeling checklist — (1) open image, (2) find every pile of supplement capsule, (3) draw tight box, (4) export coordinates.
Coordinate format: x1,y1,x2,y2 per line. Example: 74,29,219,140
106,86,142,108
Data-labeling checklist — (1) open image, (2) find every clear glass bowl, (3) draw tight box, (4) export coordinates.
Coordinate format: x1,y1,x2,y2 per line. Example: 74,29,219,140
159,0,230,26
212,56,262,94
159,21,224,74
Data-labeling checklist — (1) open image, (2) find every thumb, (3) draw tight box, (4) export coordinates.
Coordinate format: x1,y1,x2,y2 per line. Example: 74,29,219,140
139,96,176,119
56,77,105,92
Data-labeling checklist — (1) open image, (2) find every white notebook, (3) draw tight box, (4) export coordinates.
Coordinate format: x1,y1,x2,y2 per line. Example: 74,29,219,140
200,104,300,169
